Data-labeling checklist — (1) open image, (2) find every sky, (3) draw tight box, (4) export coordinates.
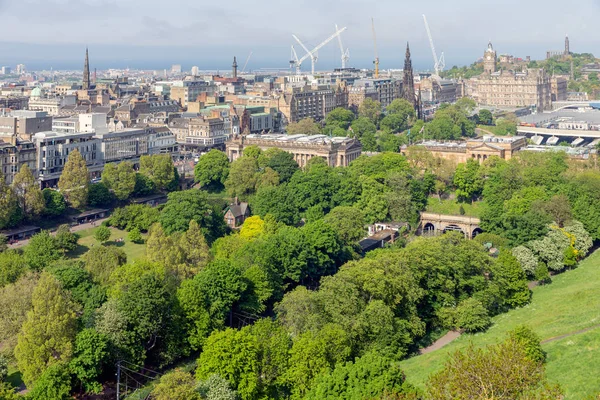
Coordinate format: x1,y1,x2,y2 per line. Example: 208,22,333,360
1,0,599,72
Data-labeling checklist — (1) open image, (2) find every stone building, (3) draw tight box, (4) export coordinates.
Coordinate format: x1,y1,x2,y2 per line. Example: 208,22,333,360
418,75,458,104
401,136,528,164
0,110,52,141
226,133,362,168
551,76,568,101
471,42,552,111
349,78,402,109
279,85,336,124
0,135,36,184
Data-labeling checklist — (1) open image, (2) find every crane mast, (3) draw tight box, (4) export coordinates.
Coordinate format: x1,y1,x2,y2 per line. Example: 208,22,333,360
242,51,253,74
335,24,350,69
423,14,444,75
371,18,379,78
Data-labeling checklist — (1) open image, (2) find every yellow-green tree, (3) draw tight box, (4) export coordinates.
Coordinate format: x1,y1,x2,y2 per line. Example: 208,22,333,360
12,164,44,220
102,161,136,200
179,220,210,274
140,154,175,191
58,149,89,209
0,173,20,229
240,216,265,240
15,272,78,386
152,369,200,400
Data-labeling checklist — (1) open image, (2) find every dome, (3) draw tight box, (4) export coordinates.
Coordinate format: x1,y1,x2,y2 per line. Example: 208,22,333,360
30,87,42,98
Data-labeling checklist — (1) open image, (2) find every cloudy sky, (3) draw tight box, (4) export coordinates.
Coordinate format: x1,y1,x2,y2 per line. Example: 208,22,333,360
1,0,598,71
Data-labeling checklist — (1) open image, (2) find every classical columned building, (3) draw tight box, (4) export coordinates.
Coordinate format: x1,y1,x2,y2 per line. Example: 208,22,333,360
226,134,362,168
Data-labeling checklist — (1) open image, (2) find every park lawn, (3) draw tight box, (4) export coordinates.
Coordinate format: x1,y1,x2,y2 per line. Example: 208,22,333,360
476,124,510,136
398,249,600,399
425,197,482,218
69,226,147,262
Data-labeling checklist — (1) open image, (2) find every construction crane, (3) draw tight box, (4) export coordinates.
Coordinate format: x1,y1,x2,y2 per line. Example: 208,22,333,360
371,18,379,78
335,24,350,69
423,14,445,75
241,51,253,74
291,26,347,75
289,45,300,71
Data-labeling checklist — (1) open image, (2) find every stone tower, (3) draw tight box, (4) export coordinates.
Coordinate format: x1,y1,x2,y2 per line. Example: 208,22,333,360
565,35,570,56
232,56,238,79
483,41,497,74
83,47,90,90
402,43,416,108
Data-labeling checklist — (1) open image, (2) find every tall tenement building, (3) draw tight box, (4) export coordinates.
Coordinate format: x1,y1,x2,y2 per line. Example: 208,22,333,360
471,42,552,111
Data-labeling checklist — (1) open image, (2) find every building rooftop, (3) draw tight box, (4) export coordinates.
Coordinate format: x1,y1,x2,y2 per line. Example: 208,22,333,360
246,133,355,145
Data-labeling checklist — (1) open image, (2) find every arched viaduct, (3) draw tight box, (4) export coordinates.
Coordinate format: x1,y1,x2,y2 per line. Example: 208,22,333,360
419,213,482,239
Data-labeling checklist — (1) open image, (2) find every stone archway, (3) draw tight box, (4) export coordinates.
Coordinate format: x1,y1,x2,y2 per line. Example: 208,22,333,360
472,227,483,238
424,223,436,236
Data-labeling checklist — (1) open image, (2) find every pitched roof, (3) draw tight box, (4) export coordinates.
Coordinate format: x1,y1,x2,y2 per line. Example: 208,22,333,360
227,202,249,218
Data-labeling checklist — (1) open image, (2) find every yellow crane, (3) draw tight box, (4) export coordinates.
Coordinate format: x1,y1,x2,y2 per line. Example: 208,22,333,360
371,17,379,78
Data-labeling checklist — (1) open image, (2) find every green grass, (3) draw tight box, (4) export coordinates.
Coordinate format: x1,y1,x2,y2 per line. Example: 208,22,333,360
425,197,482,218
68,226,147,262
398,249,600,399
476,124,511,136
6,364,23,389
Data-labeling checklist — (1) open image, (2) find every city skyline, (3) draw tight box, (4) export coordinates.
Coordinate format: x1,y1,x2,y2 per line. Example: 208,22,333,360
0,0,598,71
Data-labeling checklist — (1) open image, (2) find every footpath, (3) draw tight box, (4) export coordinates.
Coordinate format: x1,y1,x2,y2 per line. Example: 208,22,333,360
7,218,109,249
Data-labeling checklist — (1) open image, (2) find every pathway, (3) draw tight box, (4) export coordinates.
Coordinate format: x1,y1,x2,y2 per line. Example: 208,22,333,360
7,217,109,249
419,330,462,355
541,323,600,344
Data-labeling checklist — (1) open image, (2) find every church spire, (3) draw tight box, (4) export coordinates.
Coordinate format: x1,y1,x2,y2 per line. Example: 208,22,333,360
83,47,91,90
402,42,416,109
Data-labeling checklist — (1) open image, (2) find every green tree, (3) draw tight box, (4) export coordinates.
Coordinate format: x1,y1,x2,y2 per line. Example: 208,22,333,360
194,150,230,189
42,189,66,217
54,224,78,254
325,107,355,130
27,362,72,400
542,194,572,227
0,173,20,229
69,328,108,394
0,273,38,355
239,216,266,240
387,98,416,119
266,150,299,182
380,113,410,133
108,203,160,232
24,230,61,271
159,190,227,242
179,220,210,271
512,245,539,276
306,352,416,400
358,98,382,124
15,272,78,386
133,173,156,196
225,156,259,200
152,369,201,400
478,109,493,125
286,118,321,135
323,206,366,244
251,184,301,226
196,374,237,400
102,161,136,200
350,117,377,138
145,222,186,272
0,250,27,288
83,245,127,285
58,149,89,209
178,260,246,349
427,335,561,399
453,159,483,202
12,164,44,220
440,297,491,333
196,328,260,400
255,167,280,190
127,227,143,244
140,154,175,191
360,131,378,152
88,182,113,207
94,225,111,243
284,324,352,399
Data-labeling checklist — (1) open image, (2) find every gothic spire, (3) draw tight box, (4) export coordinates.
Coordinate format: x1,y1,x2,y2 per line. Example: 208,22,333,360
83,47,90,90
402,42,416,109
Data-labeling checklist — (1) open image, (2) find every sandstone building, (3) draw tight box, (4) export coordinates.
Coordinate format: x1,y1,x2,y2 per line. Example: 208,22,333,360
226,134,362,168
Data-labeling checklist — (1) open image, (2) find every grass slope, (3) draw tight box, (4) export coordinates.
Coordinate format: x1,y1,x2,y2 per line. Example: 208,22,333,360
399,250,600,399
425,198,482,218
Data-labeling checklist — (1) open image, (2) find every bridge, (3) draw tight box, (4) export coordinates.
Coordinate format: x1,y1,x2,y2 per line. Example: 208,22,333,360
550,101,600,111
419,213,482,239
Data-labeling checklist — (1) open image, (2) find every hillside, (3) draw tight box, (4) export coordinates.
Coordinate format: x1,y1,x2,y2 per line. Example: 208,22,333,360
399,249,600,399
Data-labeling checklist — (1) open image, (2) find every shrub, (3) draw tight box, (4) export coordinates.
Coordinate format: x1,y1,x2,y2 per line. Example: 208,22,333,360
128,228,143,244
94,226,111,243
